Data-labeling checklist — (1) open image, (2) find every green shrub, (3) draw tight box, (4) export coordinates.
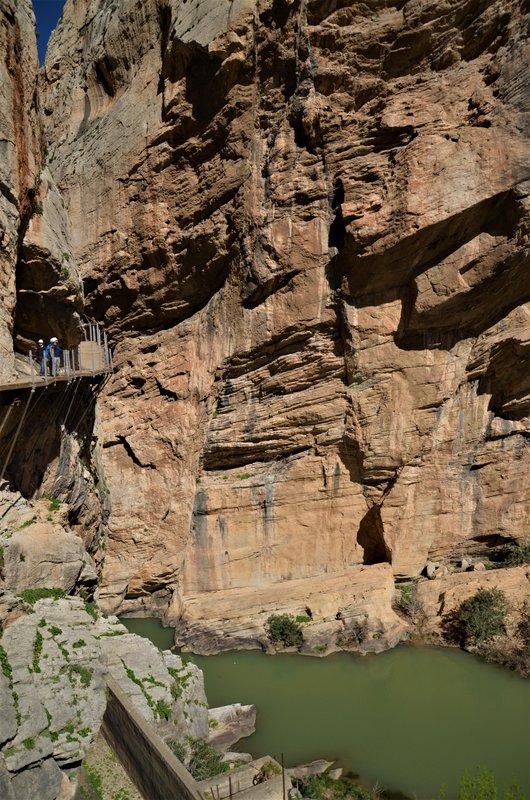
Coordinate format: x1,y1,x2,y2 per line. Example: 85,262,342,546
19,587,66,604
394,581,425,623
187,738,229,781
454,589,508,645
0,645,13,682
84,601,99,620
33,201,43,215
498,543,530,567
265,614,303,647
23,738,35,750
70,664,93,687
237,473,251,480
299,774,373,799
166,738,187,762
33,630,43,673
154,699,172,720
296,615,311,623
458,767,525,799
20,517,36,528
48,498,61,512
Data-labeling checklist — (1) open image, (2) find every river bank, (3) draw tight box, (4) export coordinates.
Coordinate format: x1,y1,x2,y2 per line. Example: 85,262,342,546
121,618,530,800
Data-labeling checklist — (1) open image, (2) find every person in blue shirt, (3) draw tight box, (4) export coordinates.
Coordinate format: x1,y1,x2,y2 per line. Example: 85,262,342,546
46,337,62,377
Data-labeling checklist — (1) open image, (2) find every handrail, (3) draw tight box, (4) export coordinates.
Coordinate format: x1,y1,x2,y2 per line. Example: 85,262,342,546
0,329,113,392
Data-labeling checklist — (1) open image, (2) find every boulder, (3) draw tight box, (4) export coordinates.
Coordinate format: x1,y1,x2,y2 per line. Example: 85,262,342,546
208,704,257,750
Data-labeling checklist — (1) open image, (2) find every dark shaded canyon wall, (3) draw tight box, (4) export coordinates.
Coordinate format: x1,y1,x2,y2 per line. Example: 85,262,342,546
0,0,40,378
39,0,530,644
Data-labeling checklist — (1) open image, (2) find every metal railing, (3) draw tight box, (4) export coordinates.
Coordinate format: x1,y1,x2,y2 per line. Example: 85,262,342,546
27,347,113,386
17,324,113,389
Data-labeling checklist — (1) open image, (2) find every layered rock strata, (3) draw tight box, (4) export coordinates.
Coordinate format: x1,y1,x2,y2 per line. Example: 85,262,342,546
35,0,530,647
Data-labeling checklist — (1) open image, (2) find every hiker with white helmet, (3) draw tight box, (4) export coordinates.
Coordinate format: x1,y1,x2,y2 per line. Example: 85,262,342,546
36,338,45,376
45,337,62,377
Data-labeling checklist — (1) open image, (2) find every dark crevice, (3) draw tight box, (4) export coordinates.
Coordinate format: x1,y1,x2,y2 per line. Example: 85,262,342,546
357,505,390,565
203,444,312,471
107,434,156,470
155,378,179,400
94,56,117,97
242,269,298,309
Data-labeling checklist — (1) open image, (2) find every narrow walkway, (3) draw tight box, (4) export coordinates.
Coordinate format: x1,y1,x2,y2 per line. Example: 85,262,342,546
0,324,113,393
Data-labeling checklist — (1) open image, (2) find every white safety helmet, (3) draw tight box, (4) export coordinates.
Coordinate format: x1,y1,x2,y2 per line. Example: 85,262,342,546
50,337,58,342
38,339,43,344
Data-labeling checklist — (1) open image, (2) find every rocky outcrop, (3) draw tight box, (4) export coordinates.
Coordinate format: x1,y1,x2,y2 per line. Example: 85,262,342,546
0,595,209,799
34,0,529,647
16,167,85,352
208,704,256,751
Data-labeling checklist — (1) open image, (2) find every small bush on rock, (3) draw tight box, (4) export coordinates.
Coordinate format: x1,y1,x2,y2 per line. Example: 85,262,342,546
19,587,66,605
497,542,530,567
299,774,374,799
458,767,525,800
337,618,368,649
394,582,425,624
187,738,229,781
449,588,507,646
265,614,303,647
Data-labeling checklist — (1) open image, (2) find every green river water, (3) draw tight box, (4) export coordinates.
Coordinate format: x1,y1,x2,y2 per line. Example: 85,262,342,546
121,618,530,799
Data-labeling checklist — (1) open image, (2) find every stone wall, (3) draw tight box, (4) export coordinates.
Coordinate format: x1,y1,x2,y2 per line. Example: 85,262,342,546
102,676,203,800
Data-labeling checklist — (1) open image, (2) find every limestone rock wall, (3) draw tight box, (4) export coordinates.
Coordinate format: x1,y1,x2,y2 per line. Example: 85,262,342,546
38,0,530,645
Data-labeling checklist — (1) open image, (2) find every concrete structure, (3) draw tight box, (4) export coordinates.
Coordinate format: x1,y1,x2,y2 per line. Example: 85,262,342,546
102,676,203,800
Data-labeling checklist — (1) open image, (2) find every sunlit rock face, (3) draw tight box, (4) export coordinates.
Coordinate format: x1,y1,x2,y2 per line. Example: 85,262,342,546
40,0,530,646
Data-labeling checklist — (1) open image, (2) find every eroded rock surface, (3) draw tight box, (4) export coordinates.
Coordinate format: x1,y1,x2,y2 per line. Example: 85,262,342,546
0,595,209,799
34,0,530,647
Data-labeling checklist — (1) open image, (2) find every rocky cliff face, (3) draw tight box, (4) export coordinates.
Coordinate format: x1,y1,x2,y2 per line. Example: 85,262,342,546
35,0,530,649
0,0,40,379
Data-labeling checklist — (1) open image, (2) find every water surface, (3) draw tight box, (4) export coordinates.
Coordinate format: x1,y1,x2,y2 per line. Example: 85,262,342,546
121,618,530,799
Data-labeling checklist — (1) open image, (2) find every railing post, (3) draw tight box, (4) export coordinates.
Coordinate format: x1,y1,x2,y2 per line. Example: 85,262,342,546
29,350,35,388
103,331,109,372
44,352,48,386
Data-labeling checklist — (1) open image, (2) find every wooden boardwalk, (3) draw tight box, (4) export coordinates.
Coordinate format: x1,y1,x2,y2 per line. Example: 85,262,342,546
0,334,112,395
0,370,103,394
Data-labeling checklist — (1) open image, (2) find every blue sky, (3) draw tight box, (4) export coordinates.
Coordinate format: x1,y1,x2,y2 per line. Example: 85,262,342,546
33,0,66,63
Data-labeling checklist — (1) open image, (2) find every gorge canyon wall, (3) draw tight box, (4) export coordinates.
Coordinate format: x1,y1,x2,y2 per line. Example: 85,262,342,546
1,0,529,653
